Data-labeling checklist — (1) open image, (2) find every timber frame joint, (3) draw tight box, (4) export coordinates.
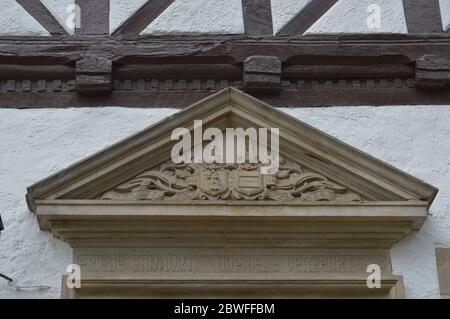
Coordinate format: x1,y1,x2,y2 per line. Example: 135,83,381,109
243,55,281,92
415,55,450,91
1,0,449,107
75,56,112,94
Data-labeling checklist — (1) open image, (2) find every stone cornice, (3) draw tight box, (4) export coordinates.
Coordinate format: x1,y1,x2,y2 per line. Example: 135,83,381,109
35,199,428,242
61,274,405,299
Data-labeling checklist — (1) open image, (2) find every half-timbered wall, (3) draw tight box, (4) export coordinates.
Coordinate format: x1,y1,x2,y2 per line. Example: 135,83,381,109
0,0,449,298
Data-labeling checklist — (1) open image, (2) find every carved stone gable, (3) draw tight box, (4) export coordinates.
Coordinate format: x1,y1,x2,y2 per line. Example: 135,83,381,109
26,88,437,299
100,156,363,202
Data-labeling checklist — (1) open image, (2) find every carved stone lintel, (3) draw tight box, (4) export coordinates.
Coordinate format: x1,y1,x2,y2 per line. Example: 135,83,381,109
244,56,281,92
415,55,450,91
76,56,112,94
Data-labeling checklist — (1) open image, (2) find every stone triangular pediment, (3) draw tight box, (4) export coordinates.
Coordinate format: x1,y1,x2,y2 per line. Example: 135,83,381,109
99,155,363,203
26,88,437,212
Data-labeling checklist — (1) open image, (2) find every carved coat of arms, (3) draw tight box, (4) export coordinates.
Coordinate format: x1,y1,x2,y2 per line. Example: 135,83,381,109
198,166,229,198
101,157,363,203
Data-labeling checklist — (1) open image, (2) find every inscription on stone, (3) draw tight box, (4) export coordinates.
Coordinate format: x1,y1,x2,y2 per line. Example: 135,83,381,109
78,254,388,274
78,255,193,273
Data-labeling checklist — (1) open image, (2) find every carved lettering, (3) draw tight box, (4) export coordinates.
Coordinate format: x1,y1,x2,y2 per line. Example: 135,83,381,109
217,256,280,273
132,255,193,273
78,256,126,273
77,254,389,274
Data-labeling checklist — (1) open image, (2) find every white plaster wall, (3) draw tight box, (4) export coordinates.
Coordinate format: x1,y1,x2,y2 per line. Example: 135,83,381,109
1,105,449,299
306,0,407,35
441,0,450,31
110,0,148,33
271,0,408,35
40,0,76,34
141,0,245,35
2,0,449,36
0,0,49,36
271,0,310,34
0,108,177,298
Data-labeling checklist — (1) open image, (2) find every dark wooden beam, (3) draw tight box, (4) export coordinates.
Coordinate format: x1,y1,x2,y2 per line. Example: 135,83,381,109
284,65,414,79
1,36,450,65
16,0,68,35
1,85,449,109
244,56,281,91
6,64,414,82
113,0,175,36
115,64,242,79
277,0,338,36
75,0,109,35
242,0,274,36
0,65,74,79
415,55,450,91
76,56,112,94
403,0,444,34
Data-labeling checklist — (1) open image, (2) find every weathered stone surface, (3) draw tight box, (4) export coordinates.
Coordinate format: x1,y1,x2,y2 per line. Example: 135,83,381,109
436,248,450,298
100,158,362,202
75,248,391,275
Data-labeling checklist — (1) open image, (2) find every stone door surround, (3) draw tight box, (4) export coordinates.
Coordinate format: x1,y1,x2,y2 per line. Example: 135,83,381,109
26,88,438,298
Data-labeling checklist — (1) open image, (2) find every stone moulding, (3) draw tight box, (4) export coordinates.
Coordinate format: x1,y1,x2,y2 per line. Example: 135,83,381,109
26,88,438,298
35,200,428,249
61,275,405,299
25,88,438,208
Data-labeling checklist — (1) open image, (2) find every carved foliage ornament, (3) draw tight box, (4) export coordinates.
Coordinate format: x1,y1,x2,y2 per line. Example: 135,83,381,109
100,157,362,202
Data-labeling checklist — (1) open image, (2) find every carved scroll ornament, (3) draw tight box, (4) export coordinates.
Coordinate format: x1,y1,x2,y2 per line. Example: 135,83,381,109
100,157,362,202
